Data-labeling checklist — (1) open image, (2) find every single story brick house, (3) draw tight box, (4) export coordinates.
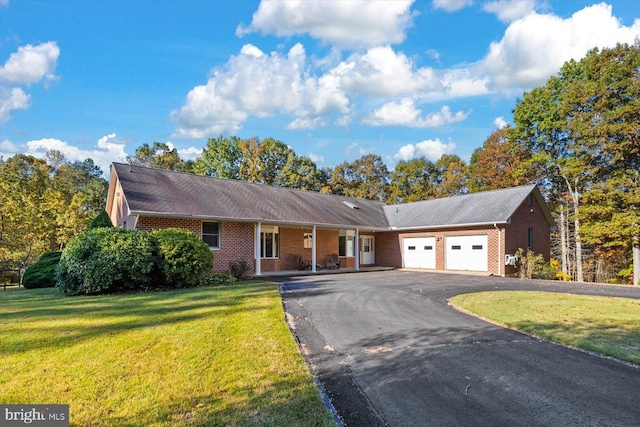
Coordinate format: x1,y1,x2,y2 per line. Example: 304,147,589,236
106,163,555,276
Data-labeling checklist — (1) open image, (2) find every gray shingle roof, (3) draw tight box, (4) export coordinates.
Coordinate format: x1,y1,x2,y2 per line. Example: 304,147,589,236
383,185,547,229
112,163,553,230
113,163,390,229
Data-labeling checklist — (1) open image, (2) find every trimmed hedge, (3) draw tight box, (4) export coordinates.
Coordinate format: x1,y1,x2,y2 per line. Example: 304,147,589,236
152,228,213,288
90,210,114,229
23,252,62,289
56,228,159,295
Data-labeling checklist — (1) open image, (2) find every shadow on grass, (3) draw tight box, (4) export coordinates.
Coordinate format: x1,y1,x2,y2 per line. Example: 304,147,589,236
0,282,278,355
101,376,334,427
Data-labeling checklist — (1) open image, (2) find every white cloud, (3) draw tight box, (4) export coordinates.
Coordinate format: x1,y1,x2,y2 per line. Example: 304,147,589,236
237,0,415,48
364,99,470,127
0,41,60,85
0,41,60,123
0,87,30,123
394,138,456,162
337,46,441,97
177,146,202,161
24,134,127,176
432,0,473,12
494,116,508,129
479,3,640,92
308,152,324,164
483,0,536,23
0,139,22,159
171,43,350,138
287,116,326,130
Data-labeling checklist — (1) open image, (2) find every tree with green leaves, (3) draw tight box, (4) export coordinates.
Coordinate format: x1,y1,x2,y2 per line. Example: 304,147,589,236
127,142,186,171
325,154,389,201
193,136,242,179
512,41,640,283
387,157,437,204
433,154,468,198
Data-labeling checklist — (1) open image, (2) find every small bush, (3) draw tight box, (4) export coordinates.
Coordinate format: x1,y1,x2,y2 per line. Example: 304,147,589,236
152,228,213,288
516,248,555,279
228,260,251,280
56,228,159,295
23,252,62,289
203,273,237,285
90,210,114,229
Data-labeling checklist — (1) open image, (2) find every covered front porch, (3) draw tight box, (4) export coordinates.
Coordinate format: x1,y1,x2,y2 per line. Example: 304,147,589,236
252,222,383,276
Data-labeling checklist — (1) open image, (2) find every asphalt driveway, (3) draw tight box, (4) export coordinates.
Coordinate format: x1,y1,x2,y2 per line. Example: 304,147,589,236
278,270,640,427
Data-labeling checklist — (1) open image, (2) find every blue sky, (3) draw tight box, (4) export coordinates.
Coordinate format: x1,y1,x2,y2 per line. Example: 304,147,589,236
1,0,638,176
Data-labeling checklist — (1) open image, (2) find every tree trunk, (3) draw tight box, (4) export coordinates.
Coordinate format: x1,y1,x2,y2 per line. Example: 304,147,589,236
561,173,584,282
560,206,568,275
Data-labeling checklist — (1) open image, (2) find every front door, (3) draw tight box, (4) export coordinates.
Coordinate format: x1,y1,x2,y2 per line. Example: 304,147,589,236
360,236,375,265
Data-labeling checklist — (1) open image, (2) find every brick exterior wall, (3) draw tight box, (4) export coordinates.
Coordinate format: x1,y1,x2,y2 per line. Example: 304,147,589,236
122,192,550,277
374,227,504,275
135,217,255,274
503,195,552,276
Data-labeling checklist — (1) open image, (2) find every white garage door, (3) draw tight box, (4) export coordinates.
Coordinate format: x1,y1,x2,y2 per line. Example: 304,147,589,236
445,235,488,271
403,237,436,269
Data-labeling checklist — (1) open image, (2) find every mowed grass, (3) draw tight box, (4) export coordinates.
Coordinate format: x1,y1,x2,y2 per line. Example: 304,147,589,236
0,284,335,426
450,291,640,365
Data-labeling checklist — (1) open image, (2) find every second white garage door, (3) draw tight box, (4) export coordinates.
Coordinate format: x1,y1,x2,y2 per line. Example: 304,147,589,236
403,237,436,269
445,235,488,271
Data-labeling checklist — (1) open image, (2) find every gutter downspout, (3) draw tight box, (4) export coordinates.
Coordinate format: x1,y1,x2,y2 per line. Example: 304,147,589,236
494,223,501,277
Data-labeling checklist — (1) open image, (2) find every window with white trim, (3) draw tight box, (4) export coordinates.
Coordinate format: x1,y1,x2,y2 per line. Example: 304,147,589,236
261,226,279,258
202,222,220,249
303,232,312,249
339,230,355,257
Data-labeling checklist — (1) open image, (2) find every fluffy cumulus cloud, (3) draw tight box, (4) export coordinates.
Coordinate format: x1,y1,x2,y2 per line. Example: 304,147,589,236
173,2,639,139
337,46,441,97
171,43,350,138
308,152,324,164
237,0,415,48
394,138,456,162
432,0,473,12
364,98,470,127
24,134,127,175
0,87,30,123
479,3,640,92
0,41,60,122
494,116,508,129
483,0,537,23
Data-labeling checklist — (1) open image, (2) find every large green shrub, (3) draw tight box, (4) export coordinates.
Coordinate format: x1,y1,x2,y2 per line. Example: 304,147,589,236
56,228,159,295
23,252,62,289
152,228,213,288
90,210,114,229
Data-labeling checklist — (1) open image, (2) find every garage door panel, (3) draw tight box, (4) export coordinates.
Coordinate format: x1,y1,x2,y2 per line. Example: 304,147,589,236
445,235,488,271
403,237,436,269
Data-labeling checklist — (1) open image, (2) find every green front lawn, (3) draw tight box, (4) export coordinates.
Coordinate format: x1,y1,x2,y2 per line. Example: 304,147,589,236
0,284,335,426
450,291,640,365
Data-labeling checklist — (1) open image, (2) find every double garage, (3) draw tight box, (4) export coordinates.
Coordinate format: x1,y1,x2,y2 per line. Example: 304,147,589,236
402,235,488,272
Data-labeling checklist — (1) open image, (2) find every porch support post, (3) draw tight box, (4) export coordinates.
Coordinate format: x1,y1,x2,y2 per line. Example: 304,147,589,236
312,225,317,273
355,228,360,271
255,222,261,276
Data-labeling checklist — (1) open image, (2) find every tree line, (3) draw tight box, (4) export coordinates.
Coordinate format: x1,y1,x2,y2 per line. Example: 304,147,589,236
2,41,637,285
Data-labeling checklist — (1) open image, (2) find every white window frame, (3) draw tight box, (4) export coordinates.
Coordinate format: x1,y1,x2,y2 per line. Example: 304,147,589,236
339,230,355,257
303,232,313,249
202,221,220,250
261,226,279,259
